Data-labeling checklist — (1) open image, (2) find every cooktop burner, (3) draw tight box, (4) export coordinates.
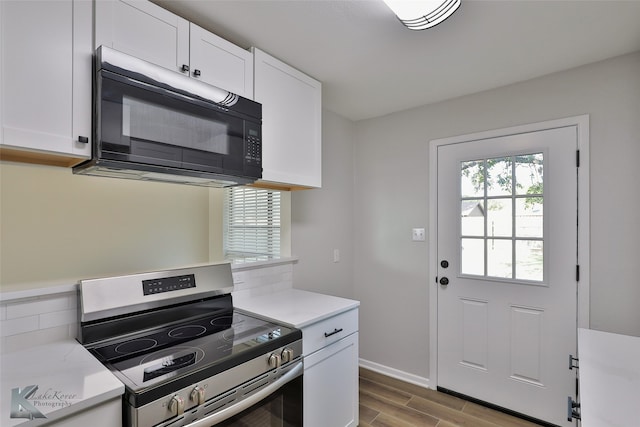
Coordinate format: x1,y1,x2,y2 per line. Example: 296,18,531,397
92,310,234,362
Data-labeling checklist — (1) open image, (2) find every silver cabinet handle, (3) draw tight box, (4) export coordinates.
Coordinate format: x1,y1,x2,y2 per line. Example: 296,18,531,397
184,362,303,427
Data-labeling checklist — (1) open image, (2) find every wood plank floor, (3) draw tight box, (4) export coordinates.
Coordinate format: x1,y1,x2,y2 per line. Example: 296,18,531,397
359,368,543,427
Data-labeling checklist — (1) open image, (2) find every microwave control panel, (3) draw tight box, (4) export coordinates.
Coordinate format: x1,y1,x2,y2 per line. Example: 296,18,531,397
245,124,262,166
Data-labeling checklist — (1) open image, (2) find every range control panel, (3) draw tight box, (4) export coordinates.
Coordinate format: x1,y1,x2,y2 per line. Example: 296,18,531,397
142,274,196,295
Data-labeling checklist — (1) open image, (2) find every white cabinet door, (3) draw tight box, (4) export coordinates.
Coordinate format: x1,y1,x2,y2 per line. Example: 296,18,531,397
253,48,322,189
43,398,122,427
0,0,91,164
95,0,189,74
304,332,359,427
190,24,253,98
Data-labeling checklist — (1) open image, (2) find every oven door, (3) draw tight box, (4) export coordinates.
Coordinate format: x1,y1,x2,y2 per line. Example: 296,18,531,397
184,361,303,427
96,69,261,179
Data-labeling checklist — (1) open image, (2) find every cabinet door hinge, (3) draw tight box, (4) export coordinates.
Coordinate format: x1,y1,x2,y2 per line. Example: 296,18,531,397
576,265,580,282
576,150,580,167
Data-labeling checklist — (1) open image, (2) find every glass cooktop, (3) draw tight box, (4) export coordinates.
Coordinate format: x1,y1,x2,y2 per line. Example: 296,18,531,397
94,311,299,392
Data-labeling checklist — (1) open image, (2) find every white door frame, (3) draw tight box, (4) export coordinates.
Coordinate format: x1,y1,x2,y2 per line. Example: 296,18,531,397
428,115,590,390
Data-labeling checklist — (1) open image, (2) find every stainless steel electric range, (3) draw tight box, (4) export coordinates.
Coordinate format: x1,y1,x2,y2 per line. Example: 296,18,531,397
77,263,303,427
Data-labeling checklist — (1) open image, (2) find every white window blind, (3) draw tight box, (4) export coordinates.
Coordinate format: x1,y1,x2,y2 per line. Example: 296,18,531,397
224,187,281,259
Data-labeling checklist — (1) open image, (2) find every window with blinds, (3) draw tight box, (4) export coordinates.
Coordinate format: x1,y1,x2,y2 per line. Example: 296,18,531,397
224,187,281,261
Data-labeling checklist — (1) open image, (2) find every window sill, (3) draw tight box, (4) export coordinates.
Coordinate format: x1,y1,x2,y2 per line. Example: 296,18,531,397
228,256,299,272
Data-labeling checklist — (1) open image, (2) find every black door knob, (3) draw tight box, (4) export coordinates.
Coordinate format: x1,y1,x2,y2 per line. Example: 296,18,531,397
181,64,190,73
439,277,449,286
441,260,449,268
193,69,201,77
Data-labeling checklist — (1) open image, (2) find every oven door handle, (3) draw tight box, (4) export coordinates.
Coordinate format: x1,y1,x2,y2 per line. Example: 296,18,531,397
185,361,303,427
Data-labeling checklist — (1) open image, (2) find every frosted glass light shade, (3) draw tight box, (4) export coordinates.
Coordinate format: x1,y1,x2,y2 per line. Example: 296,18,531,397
382,0,461,30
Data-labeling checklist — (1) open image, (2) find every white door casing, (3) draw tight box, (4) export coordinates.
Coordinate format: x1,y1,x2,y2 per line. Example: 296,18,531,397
428,116,590,425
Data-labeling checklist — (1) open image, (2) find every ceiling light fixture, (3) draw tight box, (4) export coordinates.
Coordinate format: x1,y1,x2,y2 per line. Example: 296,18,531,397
382,0,461,30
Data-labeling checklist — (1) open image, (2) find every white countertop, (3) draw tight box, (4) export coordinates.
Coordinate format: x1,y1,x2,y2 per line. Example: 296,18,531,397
578,328,640,427
0,340,124,426
233,289,359,328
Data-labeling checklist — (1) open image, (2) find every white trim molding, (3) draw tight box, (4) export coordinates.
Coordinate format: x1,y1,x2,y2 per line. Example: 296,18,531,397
359,358,430,389
428,115,590,390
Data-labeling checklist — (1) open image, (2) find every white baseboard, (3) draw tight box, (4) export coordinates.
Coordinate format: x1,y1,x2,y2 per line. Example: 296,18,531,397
359,358,432,390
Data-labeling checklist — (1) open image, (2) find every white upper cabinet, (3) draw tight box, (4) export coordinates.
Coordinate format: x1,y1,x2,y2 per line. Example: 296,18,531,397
95,0,189,74
253,48,322,189
95,0,253,98
0,0,92,165
190,24,253,97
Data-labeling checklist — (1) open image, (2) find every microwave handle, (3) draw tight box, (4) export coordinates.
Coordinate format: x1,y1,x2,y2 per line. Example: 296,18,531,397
184,361,303,427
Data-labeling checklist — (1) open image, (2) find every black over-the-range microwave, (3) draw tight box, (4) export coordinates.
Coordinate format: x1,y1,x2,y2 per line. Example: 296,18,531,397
73,46,262,187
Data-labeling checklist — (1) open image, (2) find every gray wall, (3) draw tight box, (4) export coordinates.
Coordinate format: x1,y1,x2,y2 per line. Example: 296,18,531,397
292,109,354,299
294,51,640,381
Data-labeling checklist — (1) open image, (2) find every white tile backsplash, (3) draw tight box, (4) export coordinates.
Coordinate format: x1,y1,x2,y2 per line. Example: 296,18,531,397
0,315,39,337
6,294,70,319
0,291,78,352
2,325,71,354
231,261,294,299
40,308,77,329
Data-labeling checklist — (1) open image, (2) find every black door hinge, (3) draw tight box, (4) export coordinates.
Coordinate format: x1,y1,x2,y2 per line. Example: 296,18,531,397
576,150,580,167
576,265,580,282
567,397,581,421
569,354,579,370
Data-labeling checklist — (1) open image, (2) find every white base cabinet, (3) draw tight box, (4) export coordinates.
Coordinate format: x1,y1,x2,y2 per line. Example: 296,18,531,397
43,397,122,427
233,290,360,427
304,332,359,427
302,308,359,427
0,0,92,166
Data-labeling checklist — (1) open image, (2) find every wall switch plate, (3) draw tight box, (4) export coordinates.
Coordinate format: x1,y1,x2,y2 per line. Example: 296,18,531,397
412,228,425,241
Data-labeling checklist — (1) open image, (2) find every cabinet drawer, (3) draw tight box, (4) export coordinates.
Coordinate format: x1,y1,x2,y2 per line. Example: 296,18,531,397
302,308,358,355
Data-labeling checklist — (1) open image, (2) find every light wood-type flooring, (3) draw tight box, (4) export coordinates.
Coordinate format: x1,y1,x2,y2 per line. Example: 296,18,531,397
359,368,544,427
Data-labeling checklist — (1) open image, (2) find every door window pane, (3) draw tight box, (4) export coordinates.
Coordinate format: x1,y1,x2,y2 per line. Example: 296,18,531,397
461,238,484,276
515,154,543,196
486,157,512,197
515,198,543,238
461,200,484,236
487,199,512,237
461,160,485,198
516,240,543,281
487,239,512,278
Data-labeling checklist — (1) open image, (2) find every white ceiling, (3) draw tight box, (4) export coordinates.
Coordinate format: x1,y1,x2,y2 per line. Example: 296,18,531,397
153,0,640,121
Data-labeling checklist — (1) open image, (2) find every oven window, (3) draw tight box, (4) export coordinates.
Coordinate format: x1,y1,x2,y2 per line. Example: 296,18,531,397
217,375,302,427
122,96,230,155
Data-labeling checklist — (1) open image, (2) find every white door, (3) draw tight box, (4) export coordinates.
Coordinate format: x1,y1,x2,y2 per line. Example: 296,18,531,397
436,126,578,426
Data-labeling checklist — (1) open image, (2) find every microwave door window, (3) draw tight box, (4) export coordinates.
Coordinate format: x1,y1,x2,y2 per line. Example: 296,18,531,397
123,96,230,155
98,74,249,176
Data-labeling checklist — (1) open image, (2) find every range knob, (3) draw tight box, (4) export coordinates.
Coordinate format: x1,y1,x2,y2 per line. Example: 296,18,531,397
268,353,281,368
190,385,205,405
281,348,294,363
169,395,185,416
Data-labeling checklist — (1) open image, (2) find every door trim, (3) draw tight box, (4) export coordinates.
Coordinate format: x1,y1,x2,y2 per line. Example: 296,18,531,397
428,115,590,390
